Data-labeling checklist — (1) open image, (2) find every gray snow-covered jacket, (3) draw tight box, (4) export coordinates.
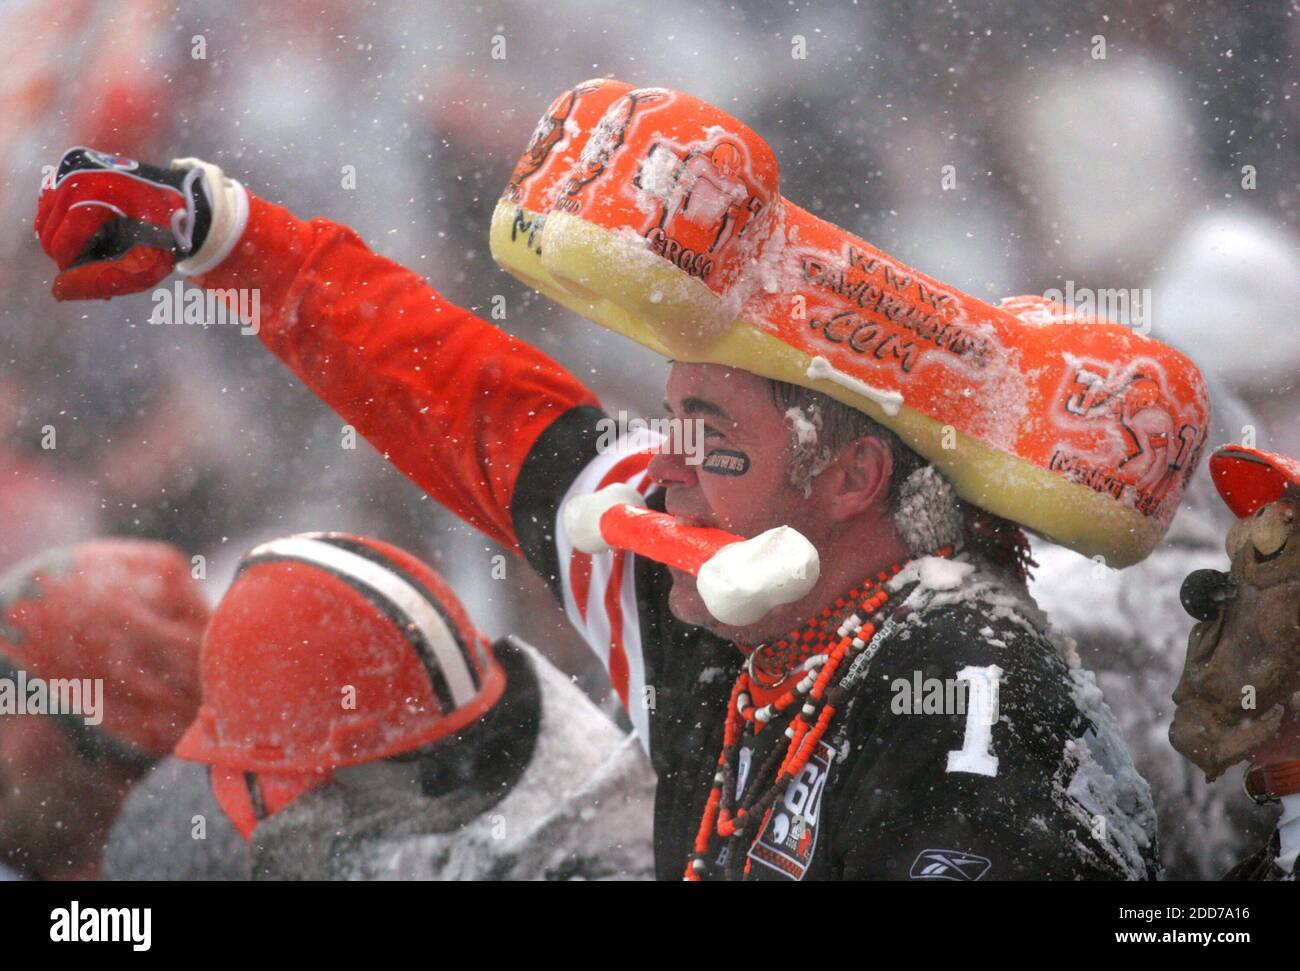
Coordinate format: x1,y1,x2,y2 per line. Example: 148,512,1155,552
250,637,655,880
102,756,250,881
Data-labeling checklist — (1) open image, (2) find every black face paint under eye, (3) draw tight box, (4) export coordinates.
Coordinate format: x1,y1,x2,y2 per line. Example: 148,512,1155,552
702,448,750,476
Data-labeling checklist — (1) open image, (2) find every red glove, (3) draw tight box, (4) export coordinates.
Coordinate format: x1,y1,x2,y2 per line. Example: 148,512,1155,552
34,147,236,301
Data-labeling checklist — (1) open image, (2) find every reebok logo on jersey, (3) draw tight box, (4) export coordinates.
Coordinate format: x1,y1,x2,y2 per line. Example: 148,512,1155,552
909,848,991,881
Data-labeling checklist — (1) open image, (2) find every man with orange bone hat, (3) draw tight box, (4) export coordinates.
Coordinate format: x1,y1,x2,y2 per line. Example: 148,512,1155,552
163,532,653,881
33,78,1211,879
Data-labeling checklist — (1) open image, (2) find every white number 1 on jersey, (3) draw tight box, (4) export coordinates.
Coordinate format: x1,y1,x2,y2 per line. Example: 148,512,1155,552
946,664,1003,777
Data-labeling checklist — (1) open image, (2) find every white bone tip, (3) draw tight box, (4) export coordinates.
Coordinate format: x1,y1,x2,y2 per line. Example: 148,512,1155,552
696,526,820,626
562,483,647,554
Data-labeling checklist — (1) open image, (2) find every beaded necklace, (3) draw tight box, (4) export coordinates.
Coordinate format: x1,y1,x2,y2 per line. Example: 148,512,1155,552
685,546,954,881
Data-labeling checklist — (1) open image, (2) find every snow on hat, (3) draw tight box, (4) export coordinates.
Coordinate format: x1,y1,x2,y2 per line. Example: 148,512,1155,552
0,538,207,760
175,532,506,838
1209,444,1300,519
494,82,1210,568
490,77,636,318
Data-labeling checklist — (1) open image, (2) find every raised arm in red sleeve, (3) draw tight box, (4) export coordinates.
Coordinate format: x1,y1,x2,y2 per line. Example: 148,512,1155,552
194,193,600,552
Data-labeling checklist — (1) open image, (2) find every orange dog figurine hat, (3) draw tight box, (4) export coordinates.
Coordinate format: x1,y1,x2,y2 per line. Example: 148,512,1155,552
1210,445,1300,519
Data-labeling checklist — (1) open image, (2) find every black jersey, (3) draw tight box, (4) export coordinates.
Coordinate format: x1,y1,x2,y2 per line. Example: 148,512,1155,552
512,406,1161,881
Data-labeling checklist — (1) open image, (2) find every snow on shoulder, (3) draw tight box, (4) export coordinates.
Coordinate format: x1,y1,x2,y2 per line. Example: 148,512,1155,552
885,550,1158,879
890,555,974,593
1061,668,1160,879
888,551,1054,644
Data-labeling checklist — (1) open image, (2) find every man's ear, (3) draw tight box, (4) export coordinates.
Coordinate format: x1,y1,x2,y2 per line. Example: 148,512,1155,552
827,436,893,522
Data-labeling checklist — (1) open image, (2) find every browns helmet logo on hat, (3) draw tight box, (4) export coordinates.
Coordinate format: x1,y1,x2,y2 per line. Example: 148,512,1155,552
503,78,630,206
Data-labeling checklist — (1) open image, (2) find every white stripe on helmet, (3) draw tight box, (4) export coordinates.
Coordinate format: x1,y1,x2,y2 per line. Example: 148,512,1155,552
245,536,477,708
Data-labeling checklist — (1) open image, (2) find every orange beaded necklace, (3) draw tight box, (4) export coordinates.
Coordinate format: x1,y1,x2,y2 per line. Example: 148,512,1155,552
685,546,954,881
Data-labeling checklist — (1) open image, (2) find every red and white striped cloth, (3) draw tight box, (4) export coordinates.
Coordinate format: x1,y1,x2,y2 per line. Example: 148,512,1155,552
555,428,662,751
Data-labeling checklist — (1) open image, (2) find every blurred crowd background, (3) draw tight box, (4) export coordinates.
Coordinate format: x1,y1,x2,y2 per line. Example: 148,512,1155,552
1,0,1296,877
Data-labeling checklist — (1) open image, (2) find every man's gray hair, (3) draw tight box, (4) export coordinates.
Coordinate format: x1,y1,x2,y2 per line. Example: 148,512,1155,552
767,379,963,554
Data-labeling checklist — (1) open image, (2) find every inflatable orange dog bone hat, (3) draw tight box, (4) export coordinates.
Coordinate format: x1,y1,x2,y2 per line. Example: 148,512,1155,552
491,81,1211,568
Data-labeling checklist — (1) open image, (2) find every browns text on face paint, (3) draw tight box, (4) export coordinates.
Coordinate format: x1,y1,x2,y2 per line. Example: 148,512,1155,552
702,449,750,476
